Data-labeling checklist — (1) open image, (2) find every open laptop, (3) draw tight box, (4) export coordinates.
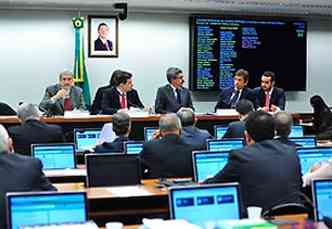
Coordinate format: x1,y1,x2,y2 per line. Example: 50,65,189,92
312,179,332,221
74,128,101,152
289,125,304,138
214,125,229,139
144,127,158,141
124,141,144,154
207,139,244,152
169,183,242,227
31,143,76,170
289,136,317,148
6,191,88,229
297,147,332,174
193,151,230,182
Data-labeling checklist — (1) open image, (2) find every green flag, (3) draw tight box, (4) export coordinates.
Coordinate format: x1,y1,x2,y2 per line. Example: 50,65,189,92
72,17,91,106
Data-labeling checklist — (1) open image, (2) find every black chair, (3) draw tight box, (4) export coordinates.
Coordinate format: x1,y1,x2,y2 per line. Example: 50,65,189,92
262,203,310,219
0,102,16,115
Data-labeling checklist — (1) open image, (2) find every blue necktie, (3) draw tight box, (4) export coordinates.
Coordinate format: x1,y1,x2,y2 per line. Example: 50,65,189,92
176,88,181,105
230,90,240,108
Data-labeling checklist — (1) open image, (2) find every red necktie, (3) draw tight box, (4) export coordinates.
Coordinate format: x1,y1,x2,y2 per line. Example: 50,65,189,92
265,93,270,111
64,98,73,111
120,94,127,109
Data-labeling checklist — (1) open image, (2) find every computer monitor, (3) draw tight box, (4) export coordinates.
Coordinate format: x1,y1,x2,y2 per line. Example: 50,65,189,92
85,153,141,187
289,125,304,138
31,143,76,170
74,128,101,152
297,147,332,174
207,139,244,152
214,125,229,139
6,191,88,229
124,141,144,155
312,179,332,221
289,136,317,148
193,151,229,182
144,127,158,141
169,183,242,227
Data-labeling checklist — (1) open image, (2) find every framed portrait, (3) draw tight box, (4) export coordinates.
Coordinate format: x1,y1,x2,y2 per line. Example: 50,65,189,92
88,15,119,58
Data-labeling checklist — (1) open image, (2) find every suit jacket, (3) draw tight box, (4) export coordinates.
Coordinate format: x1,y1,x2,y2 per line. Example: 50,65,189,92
215,87,255,110
155,84,194,114
94,136,129,153
181,126,212,150
101,87,144,115
140,134,195,178
39,84,86,115
254,87,286,110
94,38,113,51
205,139,302,210
8,119,65,156
0,102,16,115
0,152,56,228
223,120,246,139
90,85,111,115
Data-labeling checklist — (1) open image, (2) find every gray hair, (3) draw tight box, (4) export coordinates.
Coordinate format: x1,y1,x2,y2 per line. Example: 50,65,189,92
159,113,182,132
274,111,293,138
58,70,73,81
0,124,10,152
176,107,195,127
17,103,40,122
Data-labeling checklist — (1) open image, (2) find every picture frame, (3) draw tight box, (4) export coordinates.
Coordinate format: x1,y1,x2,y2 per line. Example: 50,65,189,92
88,15,119,58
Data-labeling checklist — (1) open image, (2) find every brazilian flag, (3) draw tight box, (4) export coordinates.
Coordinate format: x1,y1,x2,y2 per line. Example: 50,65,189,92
72,17,91,107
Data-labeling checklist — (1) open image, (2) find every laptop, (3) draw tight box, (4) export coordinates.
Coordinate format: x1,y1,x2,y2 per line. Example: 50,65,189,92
289,125,304,138
214,125,229,139
193,151,230,183
31,143,76,170
169,183,242,227
312,179,332,221
297,147,332,174
144,127,158,141
289,136,317,148
74,128,101,152
85,153,141,187
207,139,244,152
6,191,88,229
124,141,144,154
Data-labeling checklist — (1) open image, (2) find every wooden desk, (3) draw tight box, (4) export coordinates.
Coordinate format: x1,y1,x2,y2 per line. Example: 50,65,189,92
44,164,86,183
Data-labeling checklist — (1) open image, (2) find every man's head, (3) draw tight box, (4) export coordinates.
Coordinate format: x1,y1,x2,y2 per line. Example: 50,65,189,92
274,111,293,138
245,111,275,144
109,70,123,86
166,67,184,89
235,99,254,117
112,112,131,137
17,103,40,123
97,23,110,40
0,124,12,153
58,70,74,89
176,107,195,127
261,71,275,92
234,69,249,90
159,113,182,137
115,70,133,93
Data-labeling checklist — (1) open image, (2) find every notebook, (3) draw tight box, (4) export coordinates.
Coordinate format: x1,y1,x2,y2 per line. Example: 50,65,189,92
297,147,332,174
214,125,229,139
169,183,242,227
312,179,332,221
124,141,144,154
144,127,158,141
207,139,244,152
31,143,76,170
289,136,317,148
289,125,304,138
74,128,101,152
6,191,88,229
193,151,230,182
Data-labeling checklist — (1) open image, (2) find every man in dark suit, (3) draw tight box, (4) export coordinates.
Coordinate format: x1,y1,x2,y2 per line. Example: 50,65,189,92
101,70,144,115
205,111,302,211
140,114,195,178
254,71,286,112
215,69,255,111
155,67,194,114
8,103,65,156
0,124,56,228
176,107,212,150
94,23,113,51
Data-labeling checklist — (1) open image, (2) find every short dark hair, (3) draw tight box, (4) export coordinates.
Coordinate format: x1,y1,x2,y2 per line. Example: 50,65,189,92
97,23,108,31
176,108,195,127
262,71,275,82
109,70,123,86
114,70,132,87
112,112,131,136
166,67,182,83
274,112,293,138
245,111,275,142
234,69,249,83
235,99,254,116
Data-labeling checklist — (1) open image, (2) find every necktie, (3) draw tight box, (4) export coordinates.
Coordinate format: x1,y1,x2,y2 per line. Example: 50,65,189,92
120,94,127,109
105,41,110,51
64,98,73,111
176,88,181,105
230,90,240,108
265,93,270,111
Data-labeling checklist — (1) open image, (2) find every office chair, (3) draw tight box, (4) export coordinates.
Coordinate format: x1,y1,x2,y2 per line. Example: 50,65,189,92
262,203,310,219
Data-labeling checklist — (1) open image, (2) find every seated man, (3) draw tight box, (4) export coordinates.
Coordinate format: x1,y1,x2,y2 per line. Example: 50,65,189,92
0,124,56,228
8,103,65,156
101,70,144,115
39,70,86,115
254,71,285,112
94,112,131,153
155,67,194,114
215,69,255,110
205,111,302,211
274,111,296,146
223,99,254,139
140,114,195,178
176,107,212,150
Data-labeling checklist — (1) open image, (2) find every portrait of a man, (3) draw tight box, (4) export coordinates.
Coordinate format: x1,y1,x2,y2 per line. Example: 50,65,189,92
94,23,113,51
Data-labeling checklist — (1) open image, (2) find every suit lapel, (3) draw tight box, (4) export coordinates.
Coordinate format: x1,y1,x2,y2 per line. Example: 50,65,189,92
166,85,177,101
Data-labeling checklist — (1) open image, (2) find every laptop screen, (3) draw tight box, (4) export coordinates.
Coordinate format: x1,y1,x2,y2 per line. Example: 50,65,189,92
124,141,144,155
214,125,228,139
144,127,158,141
297,147,332,174
207,139,244,152
74,128,101,151
31,144,76,170
312,179,332,221
289,136,317,148
7,192,87,229
169,184,241,227
193,151,229,182
289,125,304,138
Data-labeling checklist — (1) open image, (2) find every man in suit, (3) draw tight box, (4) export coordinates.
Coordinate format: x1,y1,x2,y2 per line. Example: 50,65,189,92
215,69,255,111
155,67,194,114
39,70,86,115
0,124,56,228
101,70,144,115
8,103,65,156
205,111,302,211
254,71,286,112
94,23,113,51
140,114,195,178
176,107,212,150
223,99,254,139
